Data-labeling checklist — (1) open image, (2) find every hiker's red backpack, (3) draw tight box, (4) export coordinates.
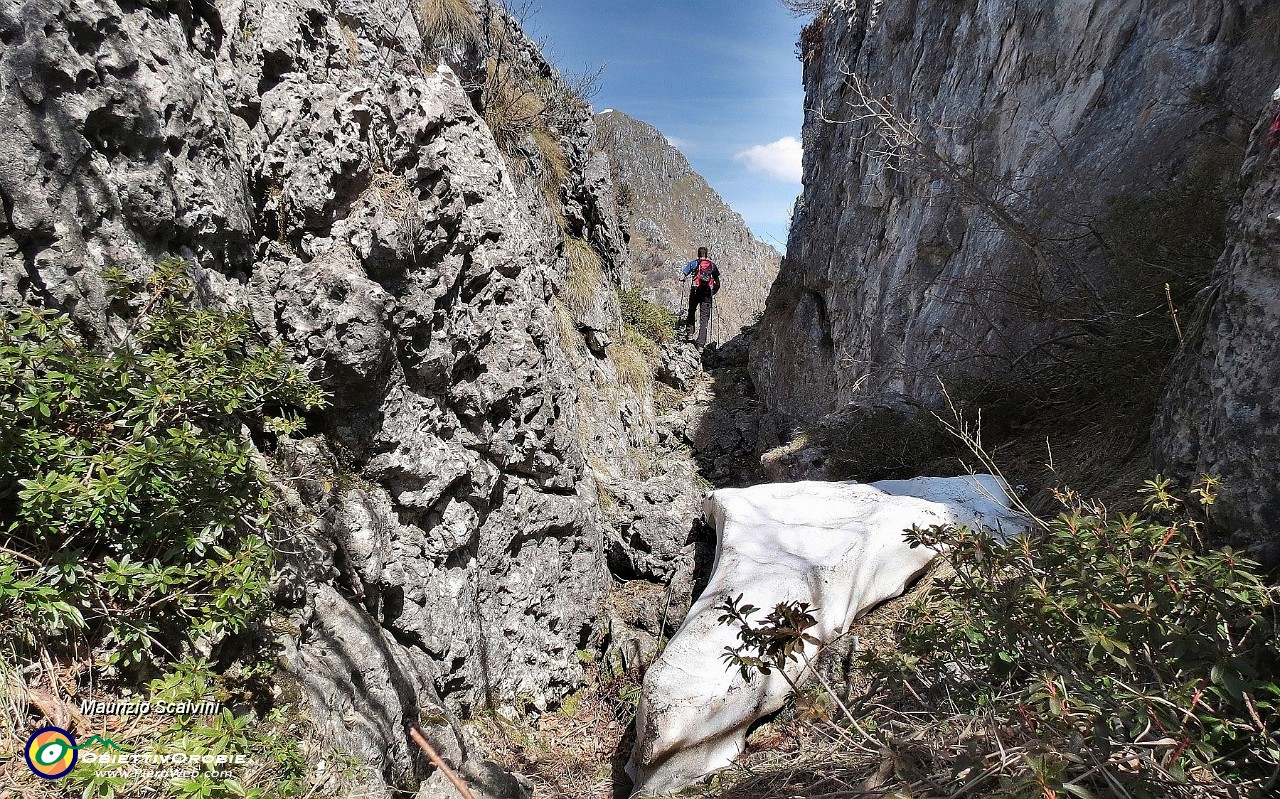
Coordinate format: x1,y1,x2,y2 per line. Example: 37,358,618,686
693,258,718,292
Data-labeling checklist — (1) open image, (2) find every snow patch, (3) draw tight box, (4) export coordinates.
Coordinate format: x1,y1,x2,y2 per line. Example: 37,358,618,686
629,475,1029,795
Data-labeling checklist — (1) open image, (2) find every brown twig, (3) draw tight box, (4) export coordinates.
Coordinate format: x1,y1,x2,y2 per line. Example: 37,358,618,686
0,545,43,568
408,726,477,799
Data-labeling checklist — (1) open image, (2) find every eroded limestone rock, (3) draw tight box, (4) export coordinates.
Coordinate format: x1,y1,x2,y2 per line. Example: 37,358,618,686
753,1,1280,431
1155,88,1280,562
0,0,703,794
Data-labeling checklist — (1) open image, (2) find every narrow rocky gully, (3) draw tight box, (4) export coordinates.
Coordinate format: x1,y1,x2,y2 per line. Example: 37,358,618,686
464,323,1028,799
3,1,1279,799
460,326,774,799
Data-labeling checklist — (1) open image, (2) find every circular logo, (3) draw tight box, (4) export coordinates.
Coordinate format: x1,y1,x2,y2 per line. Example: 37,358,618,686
24,726,78,779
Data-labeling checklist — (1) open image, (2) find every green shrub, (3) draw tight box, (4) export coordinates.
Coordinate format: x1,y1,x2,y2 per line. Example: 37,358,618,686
863,477,1280,797
715,477,1280,797
0,258,326,674
618,287,677,344
718,594,820,681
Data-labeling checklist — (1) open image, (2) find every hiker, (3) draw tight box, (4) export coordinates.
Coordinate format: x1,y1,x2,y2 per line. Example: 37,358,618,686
680,247,720,346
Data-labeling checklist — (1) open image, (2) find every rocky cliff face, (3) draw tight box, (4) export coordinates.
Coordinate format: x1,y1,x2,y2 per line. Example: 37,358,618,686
0,0,704,793
1155,92,1280,563
593,110,780,342
753,0,1280,432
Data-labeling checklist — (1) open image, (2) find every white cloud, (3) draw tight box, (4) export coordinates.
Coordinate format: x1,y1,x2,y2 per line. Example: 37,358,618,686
733,137,803,183
664,135,692,152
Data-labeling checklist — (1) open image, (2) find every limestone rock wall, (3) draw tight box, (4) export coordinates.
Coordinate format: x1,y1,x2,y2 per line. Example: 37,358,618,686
0,0,702,793
752,0,1280,431
1155,91,1280,563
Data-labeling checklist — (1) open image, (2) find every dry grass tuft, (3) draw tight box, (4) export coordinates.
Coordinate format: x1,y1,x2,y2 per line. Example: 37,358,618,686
563,237,604,318
552,298,583,353
338,24,361,67
533,128,570,230
415,0,480,47
477,673,630,799
474,582,669,799
533,129,569,190
533,127,570,220
364,172,414,219
610,327,658,394
0,655,29,741
653,382,687,414
0,653,182,797
546,196,569,234
351,172,422,255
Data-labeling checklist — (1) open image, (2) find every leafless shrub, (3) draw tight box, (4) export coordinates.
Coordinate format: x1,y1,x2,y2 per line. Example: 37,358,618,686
1247,5,1280,53
815,68,1109,318
795,14,827,62
562,62,605,106
481,57,546,150
778,0,831,17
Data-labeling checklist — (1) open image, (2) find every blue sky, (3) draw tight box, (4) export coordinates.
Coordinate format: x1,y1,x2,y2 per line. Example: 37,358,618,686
526,1,806,251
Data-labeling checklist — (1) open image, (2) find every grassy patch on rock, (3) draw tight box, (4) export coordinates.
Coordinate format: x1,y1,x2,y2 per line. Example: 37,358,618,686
564,237,606,319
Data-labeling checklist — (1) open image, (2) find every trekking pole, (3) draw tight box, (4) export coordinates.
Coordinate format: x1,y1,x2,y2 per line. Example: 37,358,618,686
680,278,693,338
